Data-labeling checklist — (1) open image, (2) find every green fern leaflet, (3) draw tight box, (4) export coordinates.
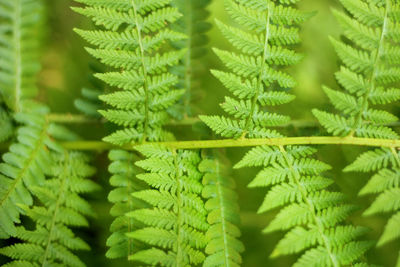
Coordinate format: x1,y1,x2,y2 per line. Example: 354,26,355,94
200,0,314,139
127,145,207,266
199,157,244,267
313,0,400,261
73,0,187,145
0,151,99,266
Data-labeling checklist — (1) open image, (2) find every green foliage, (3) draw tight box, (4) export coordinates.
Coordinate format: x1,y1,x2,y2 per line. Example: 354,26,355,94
0,2,100,266
126,145,207,266
200,0,313,138
0,0,44,113
313,0,400,257
0,107,13,142
74,64,104,118
74,87,102,118
0,103,59,238
0,0,44,145
345,147,400,247
2,0,399,266
0,151,99,266
200,1,374,266
73,0,187,145
106,149,148,259
199,157,244,267
313,0,400,140
170,0,212,118
236,145,372,266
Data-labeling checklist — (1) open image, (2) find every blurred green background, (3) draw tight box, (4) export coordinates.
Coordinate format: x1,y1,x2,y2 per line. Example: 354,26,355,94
2,0,399,266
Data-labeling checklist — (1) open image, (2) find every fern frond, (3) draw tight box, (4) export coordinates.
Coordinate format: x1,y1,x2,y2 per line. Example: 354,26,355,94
74,87,102,118
0,151,99,266
0,0,44,113
314,0,400,255
106,149,148,259
0,102,60,238
74,63,106,118
127,145,207,266
238,145,372,266
199,157,244,267
314,0,400,141
74,0,185,145
201,0,309,139
198,1,373,265
345,148,400,248
170,0,212,118
312,110,353,136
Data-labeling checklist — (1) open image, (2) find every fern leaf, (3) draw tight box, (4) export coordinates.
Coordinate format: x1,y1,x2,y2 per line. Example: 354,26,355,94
315,0,399,141
335,67,367,96
378,211,400,246
364,188,400,215
74,85,103,118
0,152,98,266
312,110,352,136
332,9,380,51
359,168,400,195
170,0,212,118
106,150,147,259
216,19,264,56
0,0,44,112
339,0,385,26
127,145,207,266
344,148,395,172
316,0,400,253
74,0,185,145
199,115,244,139
323,86,359,115
0,104,59,238
201,0,303,139
369,87,400,104
71,6,134,31
330,37,374,73
238,144,371,265
199,157,244,267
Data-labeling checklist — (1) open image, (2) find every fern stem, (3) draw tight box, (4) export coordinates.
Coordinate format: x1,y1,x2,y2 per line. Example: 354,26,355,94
44,114,400,128
41,151,69,267
279,146,339,267
13,0,22,112
131,0,150,143
350,0,390,136
60,136,400,151
242,3,272,137
46,113,103,124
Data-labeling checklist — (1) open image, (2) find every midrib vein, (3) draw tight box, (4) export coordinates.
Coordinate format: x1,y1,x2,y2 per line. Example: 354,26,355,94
279,146,339,267
350,0,390,136
173,149,183,267
131,0,150,143
41,151,70,266
215,160,231,267
0,123,48,207
242,4,272,137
